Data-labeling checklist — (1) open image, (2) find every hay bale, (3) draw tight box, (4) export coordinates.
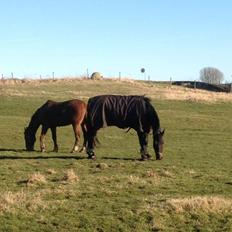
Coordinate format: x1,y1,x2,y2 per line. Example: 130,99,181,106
90,72,103,80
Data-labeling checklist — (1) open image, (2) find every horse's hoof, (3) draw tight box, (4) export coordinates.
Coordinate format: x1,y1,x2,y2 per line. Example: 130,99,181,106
71,146,79,153
78,147,86,153
156,156,163,160
146,154,151,160
140,154,151,161
88,155,96,160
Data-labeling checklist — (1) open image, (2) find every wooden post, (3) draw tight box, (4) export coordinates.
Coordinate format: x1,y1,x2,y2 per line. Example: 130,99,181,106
52,72,55,81
86,68,89,79
194,80,196,89
119,72,121,80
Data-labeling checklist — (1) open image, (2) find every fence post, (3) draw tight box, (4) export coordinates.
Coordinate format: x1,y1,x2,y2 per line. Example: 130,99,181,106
86,68,89,79
194,80,196,89
1,74,3,80
11,72,14,79
52,72,55,81
119,72,121,80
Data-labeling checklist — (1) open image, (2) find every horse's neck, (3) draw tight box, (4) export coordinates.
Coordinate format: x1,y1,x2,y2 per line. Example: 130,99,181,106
28,114,41,134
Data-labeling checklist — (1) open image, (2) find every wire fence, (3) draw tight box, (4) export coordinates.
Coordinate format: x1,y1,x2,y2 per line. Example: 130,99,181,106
1,72,86,81
1,73,232,93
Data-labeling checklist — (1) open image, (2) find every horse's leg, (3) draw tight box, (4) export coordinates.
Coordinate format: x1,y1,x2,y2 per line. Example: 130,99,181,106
51,127,58,152
79,124,87,153
71,123,81,153
40,126,48,152
137,131,150,160
86,129,97,160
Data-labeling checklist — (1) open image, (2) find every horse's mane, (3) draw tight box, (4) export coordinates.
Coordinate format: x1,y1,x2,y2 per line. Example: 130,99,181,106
28,100,55,129
140,95,151,103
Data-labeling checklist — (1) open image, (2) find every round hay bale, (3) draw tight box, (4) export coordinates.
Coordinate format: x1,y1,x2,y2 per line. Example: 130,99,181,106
91,72,103,80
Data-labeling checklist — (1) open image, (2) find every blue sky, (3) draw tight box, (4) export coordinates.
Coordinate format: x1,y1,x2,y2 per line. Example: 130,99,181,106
0,0,231,81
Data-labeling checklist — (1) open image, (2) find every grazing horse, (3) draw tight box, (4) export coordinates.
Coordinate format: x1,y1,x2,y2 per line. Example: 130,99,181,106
86,95,164,160
24,99,87,152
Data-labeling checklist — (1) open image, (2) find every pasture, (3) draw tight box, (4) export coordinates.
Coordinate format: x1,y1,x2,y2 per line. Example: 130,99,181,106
0,78,232,231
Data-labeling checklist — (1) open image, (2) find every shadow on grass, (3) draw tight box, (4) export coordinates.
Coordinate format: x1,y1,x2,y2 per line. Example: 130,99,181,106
0,148,26,152
0,148,86,160
102,156,156,161
0,155,86,160
0,148,155,161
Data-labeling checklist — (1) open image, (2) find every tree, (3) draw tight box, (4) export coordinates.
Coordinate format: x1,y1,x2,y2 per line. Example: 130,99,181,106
199,67,224,84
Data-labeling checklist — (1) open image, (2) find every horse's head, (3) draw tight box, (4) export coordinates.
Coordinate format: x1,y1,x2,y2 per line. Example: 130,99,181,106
153,128,165,160
24,127,36,151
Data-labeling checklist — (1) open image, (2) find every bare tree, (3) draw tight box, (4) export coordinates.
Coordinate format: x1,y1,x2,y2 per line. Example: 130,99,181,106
200,67,224,84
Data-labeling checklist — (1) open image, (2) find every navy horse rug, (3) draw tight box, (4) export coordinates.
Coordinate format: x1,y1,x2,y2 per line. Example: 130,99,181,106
86,95,164,160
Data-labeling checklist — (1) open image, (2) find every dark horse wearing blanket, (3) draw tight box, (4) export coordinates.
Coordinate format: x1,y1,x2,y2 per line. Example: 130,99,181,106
86,95,164,160
24,99,87,152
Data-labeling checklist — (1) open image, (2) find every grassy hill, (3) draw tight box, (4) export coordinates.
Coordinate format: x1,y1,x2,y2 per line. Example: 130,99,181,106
0,78,232,231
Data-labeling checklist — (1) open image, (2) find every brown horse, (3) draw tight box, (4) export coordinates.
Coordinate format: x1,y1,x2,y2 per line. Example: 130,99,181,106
24,99,87,152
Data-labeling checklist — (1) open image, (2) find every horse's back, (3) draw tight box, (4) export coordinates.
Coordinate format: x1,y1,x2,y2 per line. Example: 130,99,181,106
38,99,87,126
87,95,154,130
67,99,87,121
43,99,86,112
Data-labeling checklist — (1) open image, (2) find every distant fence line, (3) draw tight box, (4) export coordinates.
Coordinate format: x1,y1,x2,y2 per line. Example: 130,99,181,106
172,81,232,93
1,73,232,93
1,72,73,80
1,71,123,80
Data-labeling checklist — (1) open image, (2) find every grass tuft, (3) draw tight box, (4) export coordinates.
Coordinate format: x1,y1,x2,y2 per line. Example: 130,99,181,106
62,169,79,183
127,175,146,185
26,172,47,186
143,170,160,181
46,168,57,175
159,170,173,178
167,196,232,213
0,191,45,214
96,163,109,170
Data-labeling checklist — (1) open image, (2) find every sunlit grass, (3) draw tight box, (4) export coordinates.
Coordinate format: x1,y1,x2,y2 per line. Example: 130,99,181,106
0,79,231,231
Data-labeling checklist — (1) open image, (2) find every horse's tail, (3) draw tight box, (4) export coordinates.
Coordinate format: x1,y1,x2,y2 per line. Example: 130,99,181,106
81,104,88,148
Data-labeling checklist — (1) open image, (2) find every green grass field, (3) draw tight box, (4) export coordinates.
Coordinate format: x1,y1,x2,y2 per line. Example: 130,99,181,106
0,79,232,231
